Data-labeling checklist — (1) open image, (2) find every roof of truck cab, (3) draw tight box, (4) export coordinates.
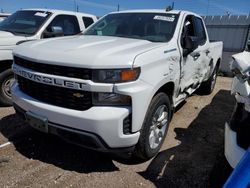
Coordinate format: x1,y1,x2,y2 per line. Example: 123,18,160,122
110,9,202,17
22,8,97,18
111,9,181,14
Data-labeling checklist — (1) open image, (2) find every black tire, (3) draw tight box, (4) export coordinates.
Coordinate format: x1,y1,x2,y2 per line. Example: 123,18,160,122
133,92,171,160
0,69,14,106
198,65,219,95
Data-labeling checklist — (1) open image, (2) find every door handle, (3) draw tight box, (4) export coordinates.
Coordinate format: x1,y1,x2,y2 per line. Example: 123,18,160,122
191,52,200,60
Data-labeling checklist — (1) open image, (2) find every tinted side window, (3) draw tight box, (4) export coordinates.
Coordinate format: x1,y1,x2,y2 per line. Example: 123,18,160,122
194,17,207,45
82,17,94,28
47,15,80,36
181,15,196,48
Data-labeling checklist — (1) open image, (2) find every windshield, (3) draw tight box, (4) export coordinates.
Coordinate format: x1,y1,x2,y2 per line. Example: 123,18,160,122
0,10,51,36
84,13,179,42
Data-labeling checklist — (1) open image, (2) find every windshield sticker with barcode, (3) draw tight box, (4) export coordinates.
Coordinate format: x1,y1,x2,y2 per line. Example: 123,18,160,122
35,12,48,17
97,31,103,36
154,15,175,22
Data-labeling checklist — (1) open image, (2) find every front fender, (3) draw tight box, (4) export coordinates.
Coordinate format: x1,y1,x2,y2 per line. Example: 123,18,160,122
0,48,14,61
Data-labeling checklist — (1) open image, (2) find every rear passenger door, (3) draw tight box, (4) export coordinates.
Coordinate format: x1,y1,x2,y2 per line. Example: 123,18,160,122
193,16,211,81
42,15,81,38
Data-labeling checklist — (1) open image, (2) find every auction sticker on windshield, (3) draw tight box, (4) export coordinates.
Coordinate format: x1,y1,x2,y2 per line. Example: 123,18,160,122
35,12,48,17
154,15,175,22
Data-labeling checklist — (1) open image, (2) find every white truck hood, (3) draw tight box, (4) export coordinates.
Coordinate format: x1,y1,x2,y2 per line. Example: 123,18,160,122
14,35,164,68
0,30,26,46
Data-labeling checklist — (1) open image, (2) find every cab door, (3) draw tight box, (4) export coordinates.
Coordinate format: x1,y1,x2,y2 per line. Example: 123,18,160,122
41,15,81,38
179,15,210,94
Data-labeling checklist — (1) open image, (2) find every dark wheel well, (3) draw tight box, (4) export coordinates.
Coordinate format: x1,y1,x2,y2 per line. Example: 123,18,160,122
214,58,221,73
0,60,13,73
155,82,174,98
155,82,175,114
210,58,220,74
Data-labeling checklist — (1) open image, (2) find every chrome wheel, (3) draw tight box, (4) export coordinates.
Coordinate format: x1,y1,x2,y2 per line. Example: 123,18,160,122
149,105,168,149
2,77,14,98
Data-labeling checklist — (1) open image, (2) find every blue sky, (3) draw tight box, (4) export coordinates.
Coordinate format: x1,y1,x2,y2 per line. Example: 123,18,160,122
1,0,250,16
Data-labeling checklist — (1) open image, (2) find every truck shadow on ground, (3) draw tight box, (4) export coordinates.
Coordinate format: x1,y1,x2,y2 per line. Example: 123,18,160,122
0,89,234,183
0,115,119,173
138,89,234,188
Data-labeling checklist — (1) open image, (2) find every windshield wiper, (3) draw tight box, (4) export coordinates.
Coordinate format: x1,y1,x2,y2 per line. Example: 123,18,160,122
0,29,29,36
12,31,31,37
147,39,164,42
115,34,129,38
115,35,154,42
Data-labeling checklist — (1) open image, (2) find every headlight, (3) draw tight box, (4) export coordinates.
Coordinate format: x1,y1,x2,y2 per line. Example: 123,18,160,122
93,68,140,83
92,92,131,106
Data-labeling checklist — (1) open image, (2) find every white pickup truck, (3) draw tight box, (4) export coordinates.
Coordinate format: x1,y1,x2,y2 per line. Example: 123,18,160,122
0,9,97,105
12,10,223,159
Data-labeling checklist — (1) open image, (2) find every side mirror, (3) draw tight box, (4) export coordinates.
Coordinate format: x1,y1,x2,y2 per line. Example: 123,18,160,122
43,26,64,38
51,26,64,37
183,36,199,57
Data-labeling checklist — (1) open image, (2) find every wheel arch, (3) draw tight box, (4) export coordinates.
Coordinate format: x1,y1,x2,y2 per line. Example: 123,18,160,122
154,81,175,116
216,58,221,72
0,60,13,73
208,57,221,79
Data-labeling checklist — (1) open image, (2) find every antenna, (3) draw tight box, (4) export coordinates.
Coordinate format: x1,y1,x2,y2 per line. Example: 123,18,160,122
166,6,173,11
166,2,174,11
206,0,210,15
172,2,175,9
1,8,3,13
74,0,77,12
117,4,120,11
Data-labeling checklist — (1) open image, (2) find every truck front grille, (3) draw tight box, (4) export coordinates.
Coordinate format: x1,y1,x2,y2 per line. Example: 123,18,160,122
14,56,92,80
17,76,92,111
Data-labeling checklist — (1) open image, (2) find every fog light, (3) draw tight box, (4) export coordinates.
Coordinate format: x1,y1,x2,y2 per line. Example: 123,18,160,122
92,92,131,106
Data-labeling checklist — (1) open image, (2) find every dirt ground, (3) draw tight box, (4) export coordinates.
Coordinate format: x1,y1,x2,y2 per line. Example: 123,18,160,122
0,77,234,188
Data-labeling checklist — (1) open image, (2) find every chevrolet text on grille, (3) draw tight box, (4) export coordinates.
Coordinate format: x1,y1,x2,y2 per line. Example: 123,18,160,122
12,64,87,90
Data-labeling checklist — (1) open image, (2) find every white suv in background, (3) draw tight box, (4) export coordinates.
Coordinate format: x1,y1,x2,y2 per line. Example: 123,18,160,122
0,13,11,22
0,9,97,105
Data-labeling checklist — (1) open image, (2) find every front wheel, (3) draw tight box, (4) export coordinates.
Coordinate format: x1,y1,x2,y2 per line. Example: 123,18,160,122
0,69,14,106
133,93,171,160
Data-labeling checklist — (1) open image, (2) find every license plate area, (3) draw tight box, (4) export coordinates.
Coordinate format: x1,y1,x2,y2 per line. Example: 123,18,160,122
25,111,48,133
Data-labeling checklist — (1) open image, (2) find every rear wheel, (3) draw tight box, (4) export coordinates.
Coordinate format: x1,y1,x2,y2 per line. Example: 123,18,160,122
198,65,219,95
0,69,14,106
133,93,171,160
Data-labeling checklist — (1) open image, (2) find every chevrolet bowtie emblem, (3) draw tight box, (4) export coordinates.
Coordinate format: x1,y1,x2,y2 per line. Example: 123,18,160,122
73,93,84,98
